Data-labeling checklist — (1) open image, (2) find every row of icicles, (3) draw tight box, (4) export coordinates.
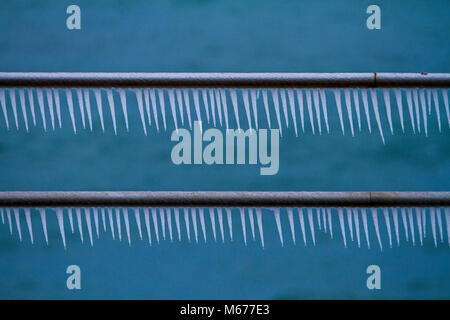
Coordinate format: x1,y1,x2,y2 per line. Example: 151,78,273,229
0,87,449,143
1,207,449,250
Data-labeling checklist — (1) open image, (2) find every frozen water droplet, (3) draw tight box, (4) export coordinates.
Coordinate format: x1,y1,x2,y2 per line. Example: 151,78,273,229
13,208,22,242
333,89,345,135
144,208,152,245
362,209,370,249
166,208,173,242
209,208,217,242
382,208,392,248
307,208,316,246
19,89,29,132
183,208,190,242
298,208,307,246
134,89,147,135
407,208,415,246
56,208,66,249
174,208,181,242
361,89,372,132
149,89,160,131
270,89,282,135
242,89,252,129
279,90,289,128
123,208,131,246
94,89,105,132
133,208,143,240
24,208,33,244
261,90,271,128
369,89,385,144
191,208,199,243
305,90,315,134
256,208,264,248
106,89,117,134
240,208,247,246
65,89,76,133
76,89,85,129
343,89,354,136
274,208,284,246
199,208,207,243
338,208,347,248
353,208,361,248
287,208,296,245
38,208,48,245
84,208,94,246
83,89,92,130
157,89,167,131
119,89,129,132
248,208,255,240
382,89,393,134
312,89,322,134
226,208,233,241
217,208,224,243
36,89,47,131
151,207,160,243
394,89,405,132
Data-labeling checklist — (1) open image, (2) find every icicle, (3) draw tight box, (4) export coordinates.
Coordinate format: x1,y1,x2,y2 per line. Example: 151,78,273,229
176,89,185,125
0,89,9,129
394,89,405,132
157,89,167,131
305,90,315,134
101,208,106,232
437,208,444,243
333,89,345,135
248,208,255,240
279,90,289,128
415,208,423,246
256,208,264,248
201,89,210,123
371,208,382,251
119,89,129,132
108,208,115,239
382,208,392,248
133,208,143,240
9,89,19,130
209,90,216,126
338,208,347,248
298,208,307,246
319,89,329,133
199,208,207,243
431,89,441,132
209,208,217,242
68,208,74,233
1,208,4,224
159,208,166,240
217,207,224,243
343,89,354,136
19,89,29,131
55,208,66,249
94,89,105,132
346,208,353,241
106,89,117,134
184,90,193,129
427,89,432,114
166,208,173,242
228,89,241,129
327,208,333,239
442,89,450,128
75,89,85,129
445,208,450,246
13,208,22,242
401,208,409,241
149,89,160,131
382,89,393,134
75,208,85,242
422,208,427,238
93,208,99,238
240,208,247,246
226,208,233,241
24,208,33,244
115,208,122,242
38,208,48,245
134,89,147,135
362,209,370,249
250,89,259,129
151,208,159,243
307,208,316,245
214,89,223,126
287,89,298,136
168,89,179,130
242,89,252,129
405,90,416,133
183,208,190,242
84,208,94,246
353,208,361,248
123,208,131,246
361,89,372,132
419,89,428,136
392,208,400,246
261,90,271,128
270,89,283,135
412,89,421,133
83,89,92,130
370,89,385,144
312,89,322,134
191,208,199,243
37,89,47,131
144,208,152,245
65,89,76,133
7,209,12,234
287,208,296,245
192,90,202,128
430,207,437,247
174,207,181,242
322,208,327,233
273,208,284,246
143,89,152,128
408,208,415,246
316,207,322,230
352,89,361,131
219,89,229,129
53,89,62,129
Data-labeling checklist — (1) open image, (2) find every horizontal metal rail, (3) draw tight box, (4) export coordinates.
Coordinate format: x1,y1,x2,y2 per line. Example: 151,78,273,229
0,191,449,208
0,72,449,88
